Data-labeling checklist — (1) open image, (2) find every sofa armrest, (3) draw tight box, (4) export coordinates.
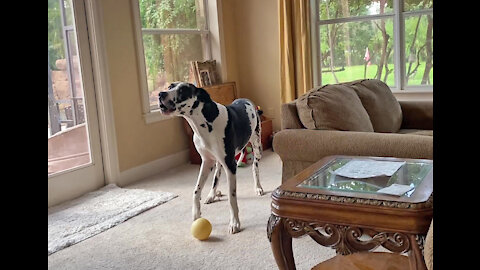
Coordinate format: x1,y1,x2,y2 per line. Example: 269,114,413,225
399,100,433,130
280,101,304,130
273,129,433,163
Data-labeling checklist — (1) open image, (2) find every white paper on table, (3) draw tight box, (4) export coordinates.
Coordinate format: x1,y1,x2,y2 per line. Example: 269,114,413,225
333,160,406,179
377,184,414,196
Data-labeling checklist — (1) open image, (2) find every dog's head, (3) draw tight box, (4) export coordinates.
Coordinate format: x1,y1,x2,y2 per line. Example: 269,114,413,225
158,82,211,116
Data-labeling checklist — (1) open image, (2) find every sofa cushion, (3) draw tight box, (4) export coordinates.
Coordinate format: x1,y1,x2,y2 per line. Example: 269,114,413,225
281,101,305,129
296,84,374,132
348,79,403,133
397,129,433,136
399,100,433,130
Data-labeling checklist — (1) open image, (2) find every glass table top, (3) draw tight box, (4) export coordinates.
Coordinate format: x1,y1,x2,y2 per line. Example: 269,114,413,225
297,157,433,197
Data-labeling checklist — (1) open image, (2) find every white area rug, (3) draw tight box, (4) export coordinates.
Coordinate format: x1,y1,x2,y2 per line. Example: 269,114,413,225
48,184,177,255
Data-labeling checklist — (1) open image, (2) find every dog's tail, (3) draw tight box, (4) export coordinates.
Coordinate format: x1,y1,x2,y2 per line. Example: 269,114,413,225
255,105,263,116
252,106,263,161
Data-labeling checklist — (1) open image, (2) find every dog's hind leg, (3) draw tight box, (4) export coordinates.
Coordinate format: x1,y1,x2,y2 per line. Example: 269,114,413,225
193,158,215,221
236,147,246,167
250,120,264,196
205,161,222,204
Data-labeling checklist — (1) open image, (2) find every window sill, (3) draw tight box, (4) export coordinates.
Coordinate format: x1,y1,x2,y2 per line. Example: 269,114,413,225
392,88,432,101
391,89,433,94
144,110,174,124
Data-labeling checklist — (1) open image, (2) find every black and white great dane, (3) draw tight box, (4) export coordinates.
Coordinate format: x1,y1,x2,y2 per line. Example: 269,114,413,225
158,82,264,234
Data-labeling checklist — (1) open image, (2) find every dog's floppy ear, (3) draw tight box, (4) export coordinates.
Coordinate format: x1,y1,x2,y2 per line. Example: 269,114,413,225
168,82,180,90
193,85,212,103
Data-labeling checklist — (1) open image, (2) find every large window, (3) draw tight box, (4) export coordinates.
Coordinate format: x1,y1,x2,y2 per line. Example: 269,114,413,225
133,0,211,121
311,0,433,90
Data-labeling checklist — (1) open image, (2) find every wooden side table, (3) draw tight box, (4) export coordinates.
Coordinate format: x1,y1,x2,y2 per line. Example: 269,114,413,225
267,155,433,270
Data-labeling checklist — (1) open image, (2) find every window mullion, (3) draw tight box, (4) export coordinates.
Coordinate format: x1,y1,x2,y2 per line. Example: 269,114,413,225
142,28,209,35
204,32,212,60
394,0,404,90
318,13,394,25
311,0,320,87
203,0,212,60
403,9,433,17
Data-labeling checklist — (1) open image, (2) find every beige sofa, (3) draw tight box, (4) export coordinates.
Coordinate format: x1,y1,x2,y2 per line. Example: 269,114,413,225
273,79,433,182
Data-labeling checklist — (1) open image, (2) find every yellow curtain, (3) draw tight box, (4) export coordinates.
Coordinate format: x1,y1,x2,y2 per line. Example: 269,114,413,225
279,0,313,103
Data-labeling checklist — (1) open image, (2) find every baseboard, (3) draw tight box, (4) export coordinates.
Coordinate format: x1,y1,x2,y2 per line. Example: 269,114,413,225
115,149,190,187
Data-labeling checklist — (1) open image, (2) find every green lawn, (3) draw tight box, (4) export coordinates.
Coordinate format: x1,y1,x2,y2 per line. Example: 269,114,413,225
321,63,433,87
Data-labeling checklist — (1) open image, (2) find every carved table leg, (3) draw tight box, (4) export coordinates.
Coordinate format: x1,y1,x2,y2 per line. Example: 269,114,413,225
408,234,427,270
268,214,296,270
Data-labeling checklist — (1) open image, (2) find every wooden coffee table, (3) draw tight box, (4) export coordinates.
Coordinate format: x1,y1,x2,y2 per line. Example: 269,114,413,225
267,155,433,270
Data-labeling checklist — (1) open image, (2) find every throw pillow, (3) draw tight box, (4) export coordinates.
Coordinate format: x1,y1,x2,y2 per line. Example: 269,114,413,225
348,79,403,133
296,84,374,132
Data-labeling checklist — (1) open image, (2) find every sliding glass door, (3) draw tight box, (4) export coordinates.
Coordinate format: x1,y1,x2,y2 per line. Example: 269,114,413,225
48,0,104,207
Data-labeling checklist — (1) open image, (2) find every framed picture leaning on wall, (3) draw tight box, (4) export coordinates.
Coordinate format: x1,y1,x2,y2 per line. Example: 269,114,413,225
190,60,219,87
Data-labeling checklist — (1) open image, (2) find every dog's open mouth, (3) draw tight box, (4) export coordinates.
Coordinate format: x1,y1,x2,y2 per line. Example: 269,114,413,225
159,100,176,115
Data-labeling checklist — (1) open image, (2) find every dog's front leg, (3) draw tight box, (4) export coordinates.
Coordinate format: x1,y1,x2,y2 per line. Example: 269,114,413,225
193,159,215,221
205,161,222,204
224,167,240,234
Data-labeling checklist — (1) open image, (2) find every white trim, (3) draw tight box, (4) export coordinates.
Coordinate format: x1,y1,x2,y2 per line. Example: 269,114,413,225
208,0,224,80
215,0,227,80
403,9,433,17
144,110,174,124
393,91,432,101
142,28,209,35
48,152,89,162
393,0,403,90
403,84,433,90
131,0,151,117
318,13,394,25
48,162,94,179
84,0,120,184
310,0,320,87
392,89,432,94
116,150,190,187
316,8,432,26
202,0,212,61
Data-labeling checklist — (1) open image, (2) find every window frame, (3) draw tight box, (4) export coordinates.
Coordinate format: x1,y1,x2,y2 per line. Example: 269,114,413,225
310,0,433,92
131,0,211,124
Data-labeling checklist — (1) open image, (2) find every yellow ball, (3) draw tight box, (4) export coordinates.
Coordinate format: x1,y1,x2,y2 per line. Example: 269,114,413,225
191,218,212,240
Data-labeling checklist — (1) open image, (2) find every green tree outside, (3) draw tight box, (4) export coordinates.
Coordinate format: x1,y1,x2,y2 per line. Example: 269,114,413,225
48,0,64,70
139,0,205,94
